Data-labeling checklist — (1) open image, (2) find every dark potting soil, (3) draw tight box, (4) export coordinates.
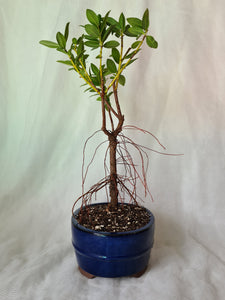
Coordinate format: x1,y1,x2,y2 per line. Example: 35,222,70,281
76,203,151,232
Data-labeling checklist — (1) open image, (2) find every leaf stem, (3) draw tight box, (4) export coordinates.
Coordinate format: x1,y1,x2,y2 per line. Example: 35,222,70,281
122,47,131,61
115,34,124,90
99,42,119,119
99,42,110,135
106,33,147,93
68,55,100,94
99,42,103,79
73,47,99,94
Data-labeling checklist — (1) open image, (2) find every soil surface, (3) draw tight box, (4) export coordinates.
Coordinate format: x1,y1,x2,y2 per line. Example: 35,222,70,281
76,203,151,232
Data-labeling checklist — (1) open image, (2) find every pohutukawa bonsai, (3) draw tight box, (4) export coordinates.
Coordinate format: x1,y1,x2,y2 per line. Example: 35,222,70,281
40,8,171,278
40,8,160,232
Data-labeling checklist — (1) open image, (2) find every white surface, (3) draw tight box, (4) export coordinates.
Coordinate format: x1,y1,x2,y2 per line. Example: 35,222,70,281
0,0,225,299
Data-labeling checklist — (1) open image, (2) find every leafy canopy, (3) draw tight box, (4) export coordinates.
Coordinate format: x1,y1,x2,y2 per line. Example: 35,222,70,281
39,8,158,101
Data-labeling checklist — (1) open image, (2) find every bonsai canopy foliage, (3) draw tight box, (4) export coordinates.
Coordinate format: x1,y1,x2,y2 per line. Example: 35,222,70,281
40,9,161,211
39,8,158,101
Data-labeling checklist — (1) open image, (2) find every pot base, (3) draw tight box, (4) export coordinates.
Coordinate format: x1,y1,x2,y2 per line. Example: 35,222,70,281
78,266,96,279
78,265,148,279
131,266,148,277
72,203,155,278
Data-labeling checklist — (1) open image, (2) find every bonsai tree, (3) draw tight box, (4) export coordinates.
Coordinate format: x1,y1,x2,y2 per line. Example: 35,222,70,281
40,9,159,215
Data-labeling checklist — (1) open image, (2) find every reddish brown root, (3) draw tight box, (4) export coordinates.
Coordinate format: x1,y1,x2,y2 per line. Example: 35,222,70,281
72,126,182,215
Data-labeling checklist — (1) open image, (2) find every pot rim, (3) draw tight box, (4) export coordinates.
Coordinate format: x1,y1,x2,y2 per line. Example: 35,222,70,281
71,202,154,236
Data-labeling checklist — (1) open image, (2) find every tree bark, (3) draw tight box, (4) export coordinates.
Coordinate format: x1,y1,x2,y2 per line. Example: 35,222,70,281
101,82,124,209
108,133,118,208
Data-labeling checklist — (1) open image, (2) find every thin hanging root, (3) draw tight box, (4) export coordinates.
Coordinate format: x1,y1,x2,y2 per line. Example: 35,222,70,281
117,177,138,205
72,126,183,214
123,125,166,150
82,130,102,195
82,139,108,188
72,176,111,217
119,132,152,198
123,125,184,156
118,133,150,198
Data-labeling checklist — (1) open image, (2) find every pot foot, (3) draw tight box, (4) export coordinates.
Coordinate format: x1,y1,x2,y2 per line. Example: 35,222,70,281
78,266,95,279
131,266,148,278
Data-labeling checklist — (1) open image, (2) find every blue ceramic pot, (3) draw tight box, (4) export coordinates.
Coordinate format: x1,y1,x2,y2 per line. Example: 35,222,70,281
71,203,155,278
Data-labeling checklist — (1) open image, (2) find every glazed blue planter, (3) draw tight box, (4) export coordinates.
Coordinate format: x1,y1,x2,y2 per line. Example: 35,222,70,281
71,203,155,278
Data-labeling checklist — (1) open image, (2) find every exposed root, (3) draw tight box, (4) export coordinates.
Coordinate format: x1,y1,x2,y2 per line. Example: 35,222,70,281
72,125,183,216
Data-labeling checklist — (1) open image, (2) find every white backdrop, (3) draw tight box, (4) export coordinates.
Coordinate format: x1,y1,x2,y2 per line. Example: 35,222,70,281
1,0,225,299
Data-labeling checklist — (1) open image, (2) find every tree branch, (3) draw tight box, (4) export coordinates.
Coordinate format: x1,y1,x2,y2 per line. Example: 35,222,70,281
113,82,122,117
108,110,114,131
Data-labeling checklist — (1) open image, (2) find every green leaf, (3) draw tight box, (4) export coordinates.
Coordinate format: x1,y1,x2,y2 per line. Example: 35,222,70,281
80,54,87,68
118,74,126,86
111,48,120,63
79,69,85,77
84,40,100,48
84,35,98,41
84,87,93,93
131,41,141,49
67,49,73,56
107,91,113,98
64,22,70,41
106,17,120,35
107,59,117,73
102,25,113,42
121,59,137,70
106,95,111,106
77,41,84,56
56,32,66,49
146,35,158,48
97,14,102,24
126,58,137,66
103,40,120,48
72,38,77,44
57,60,73,66
86,9,99,27
119,13,125,32
39,40,58,48
90,92,99,97
125,49,140,59
91,63,99,75
127,27,144,36
107,17,119,26
127,17,142,28
104,70,112,76
91,76,101,86
56,47,67,54
85,87,97,94
84,24,99,38
77,36,84,44
142,8,149,30
100,10,111,34
124,25,137,37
